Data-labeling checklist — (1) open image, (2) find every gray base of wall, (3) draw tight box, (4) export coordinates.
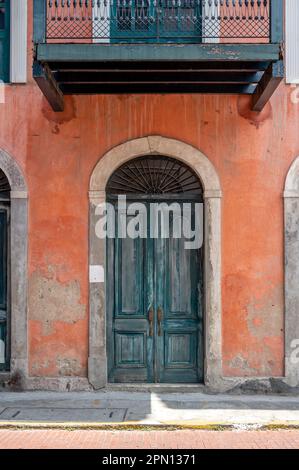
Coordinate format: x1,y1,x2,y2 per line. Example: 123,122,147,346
25,377,93,392
222,378,299,395
0,374,92,392
1,374,299,395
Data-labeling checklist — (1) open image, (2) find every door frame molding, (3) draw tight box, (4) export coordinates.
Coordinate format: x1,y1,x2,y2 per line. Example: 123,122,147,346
284,155,299,387
88,136,222,389
0,149,28,383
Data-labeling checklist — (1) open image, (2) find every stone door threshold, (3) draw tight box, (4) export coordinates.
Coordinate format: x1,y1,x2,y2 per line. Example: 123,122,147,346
106,383,206,393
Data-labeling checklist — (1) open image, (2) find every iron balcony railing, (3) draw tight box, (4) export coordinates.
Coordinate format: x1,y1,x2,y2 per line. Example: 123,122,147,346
46,0,271,43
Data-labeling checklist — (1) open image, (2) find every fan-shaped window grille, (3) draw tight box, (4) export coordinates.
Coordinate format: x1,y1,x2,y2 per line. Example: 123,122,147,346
106,156,203,198
0,170,10,200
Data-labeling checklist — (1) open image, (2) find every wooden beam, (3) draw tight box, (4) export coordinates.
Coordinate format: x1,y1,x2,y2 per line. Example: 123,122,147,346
48,61,272,72
33,61,64,112
56,71,263,84
61,83,256,94
37,43,281,63
252,61,284,112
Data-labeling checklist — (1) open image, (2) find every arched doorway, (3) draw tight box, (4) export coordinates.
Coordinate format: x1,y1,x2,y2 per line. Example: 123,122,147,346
106,155,204,383
88,136,222,389
0,148,28,383
0,169,10,371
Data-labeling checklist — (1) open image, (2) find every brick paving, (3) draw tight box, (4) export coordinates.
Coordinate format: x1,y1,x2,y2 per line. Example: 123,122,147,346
0,429,299,449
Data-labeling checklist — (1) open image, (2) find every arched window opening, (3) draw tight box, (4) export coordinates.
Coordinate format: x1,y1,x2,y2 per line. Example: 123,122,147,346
0,168,10,371
106,155,204,384
106,155,203,198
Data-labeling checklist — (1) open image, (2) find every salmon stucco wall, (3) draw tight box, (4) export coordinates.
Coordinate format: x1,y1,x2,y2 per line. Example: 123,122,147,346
0,2,299,380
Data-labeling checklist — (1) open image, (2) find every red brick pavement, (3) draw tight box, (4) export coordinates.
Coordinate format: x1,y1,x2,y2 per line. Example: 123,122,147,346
0,430,299,449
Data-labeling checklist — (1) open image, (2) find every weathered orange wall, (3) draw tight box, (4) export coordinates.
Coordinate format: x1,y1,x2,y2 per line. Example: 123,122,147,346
1,1,299,378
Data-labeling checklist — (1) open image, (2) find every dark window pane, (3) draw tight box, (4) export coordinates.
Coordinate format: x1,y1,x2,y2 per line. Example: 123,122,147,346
0,9,5,30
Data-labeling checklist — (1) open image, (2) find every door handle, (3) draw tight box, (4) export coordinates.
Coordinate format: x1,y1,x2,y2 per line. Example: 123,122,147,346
157,306,163,336
148,305,154,337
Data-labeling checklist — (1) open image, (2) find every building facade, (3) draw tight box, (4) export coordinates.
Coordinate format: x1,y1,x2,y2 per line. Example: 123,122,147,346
0,0,299,392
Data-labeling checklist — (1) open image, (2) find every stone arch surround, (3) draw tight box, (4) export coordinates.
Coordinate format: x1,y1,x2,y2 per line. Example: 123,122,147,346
88,136,223,389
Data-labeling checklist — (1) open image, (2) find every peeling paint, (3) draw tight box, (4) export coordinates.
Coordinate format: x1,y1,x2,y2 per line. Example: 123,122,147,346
247,288,283,340
56,357,81,376
42,95,77,124
29,270,85,336
237,95,272,128
229,355,259,375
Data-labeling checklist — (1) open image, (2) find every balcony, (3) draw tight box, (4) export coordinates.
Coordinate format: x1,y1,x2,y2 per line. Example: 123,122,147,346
33,0,284,111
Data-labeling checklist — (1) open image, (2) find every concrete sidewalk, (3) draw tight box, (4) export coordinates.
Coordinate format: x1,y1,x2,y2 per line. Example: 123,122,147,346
1,391,299,429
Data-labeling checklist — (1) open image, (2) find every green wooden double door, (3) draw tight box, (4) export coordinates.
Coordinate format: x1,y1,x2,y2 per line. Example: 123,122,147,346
107,199,204,383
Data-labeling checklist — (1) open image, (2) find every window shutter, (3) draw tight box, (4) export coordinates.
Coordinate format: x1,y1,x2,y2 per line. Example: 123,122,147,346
10,0,27,83
0,0,10,82
286,0,299,84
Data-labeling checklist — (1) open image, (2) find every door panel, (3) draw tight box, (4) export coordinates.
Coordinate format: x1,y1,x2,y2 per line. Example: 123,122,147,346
169,236,192,314
116,231,144,316
115,332,146,366
155,204,203,383
108,207,154,382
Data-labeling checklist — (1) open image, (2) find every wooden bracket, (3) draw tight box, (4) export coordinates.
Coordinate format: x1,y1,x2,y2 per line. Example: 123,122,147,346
33,61,64,112
252,61,284,112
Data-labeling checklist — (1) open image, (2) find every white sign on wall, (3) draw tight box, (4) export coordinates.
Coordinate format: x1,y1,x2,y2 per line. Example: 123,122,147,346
89,265,105,283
